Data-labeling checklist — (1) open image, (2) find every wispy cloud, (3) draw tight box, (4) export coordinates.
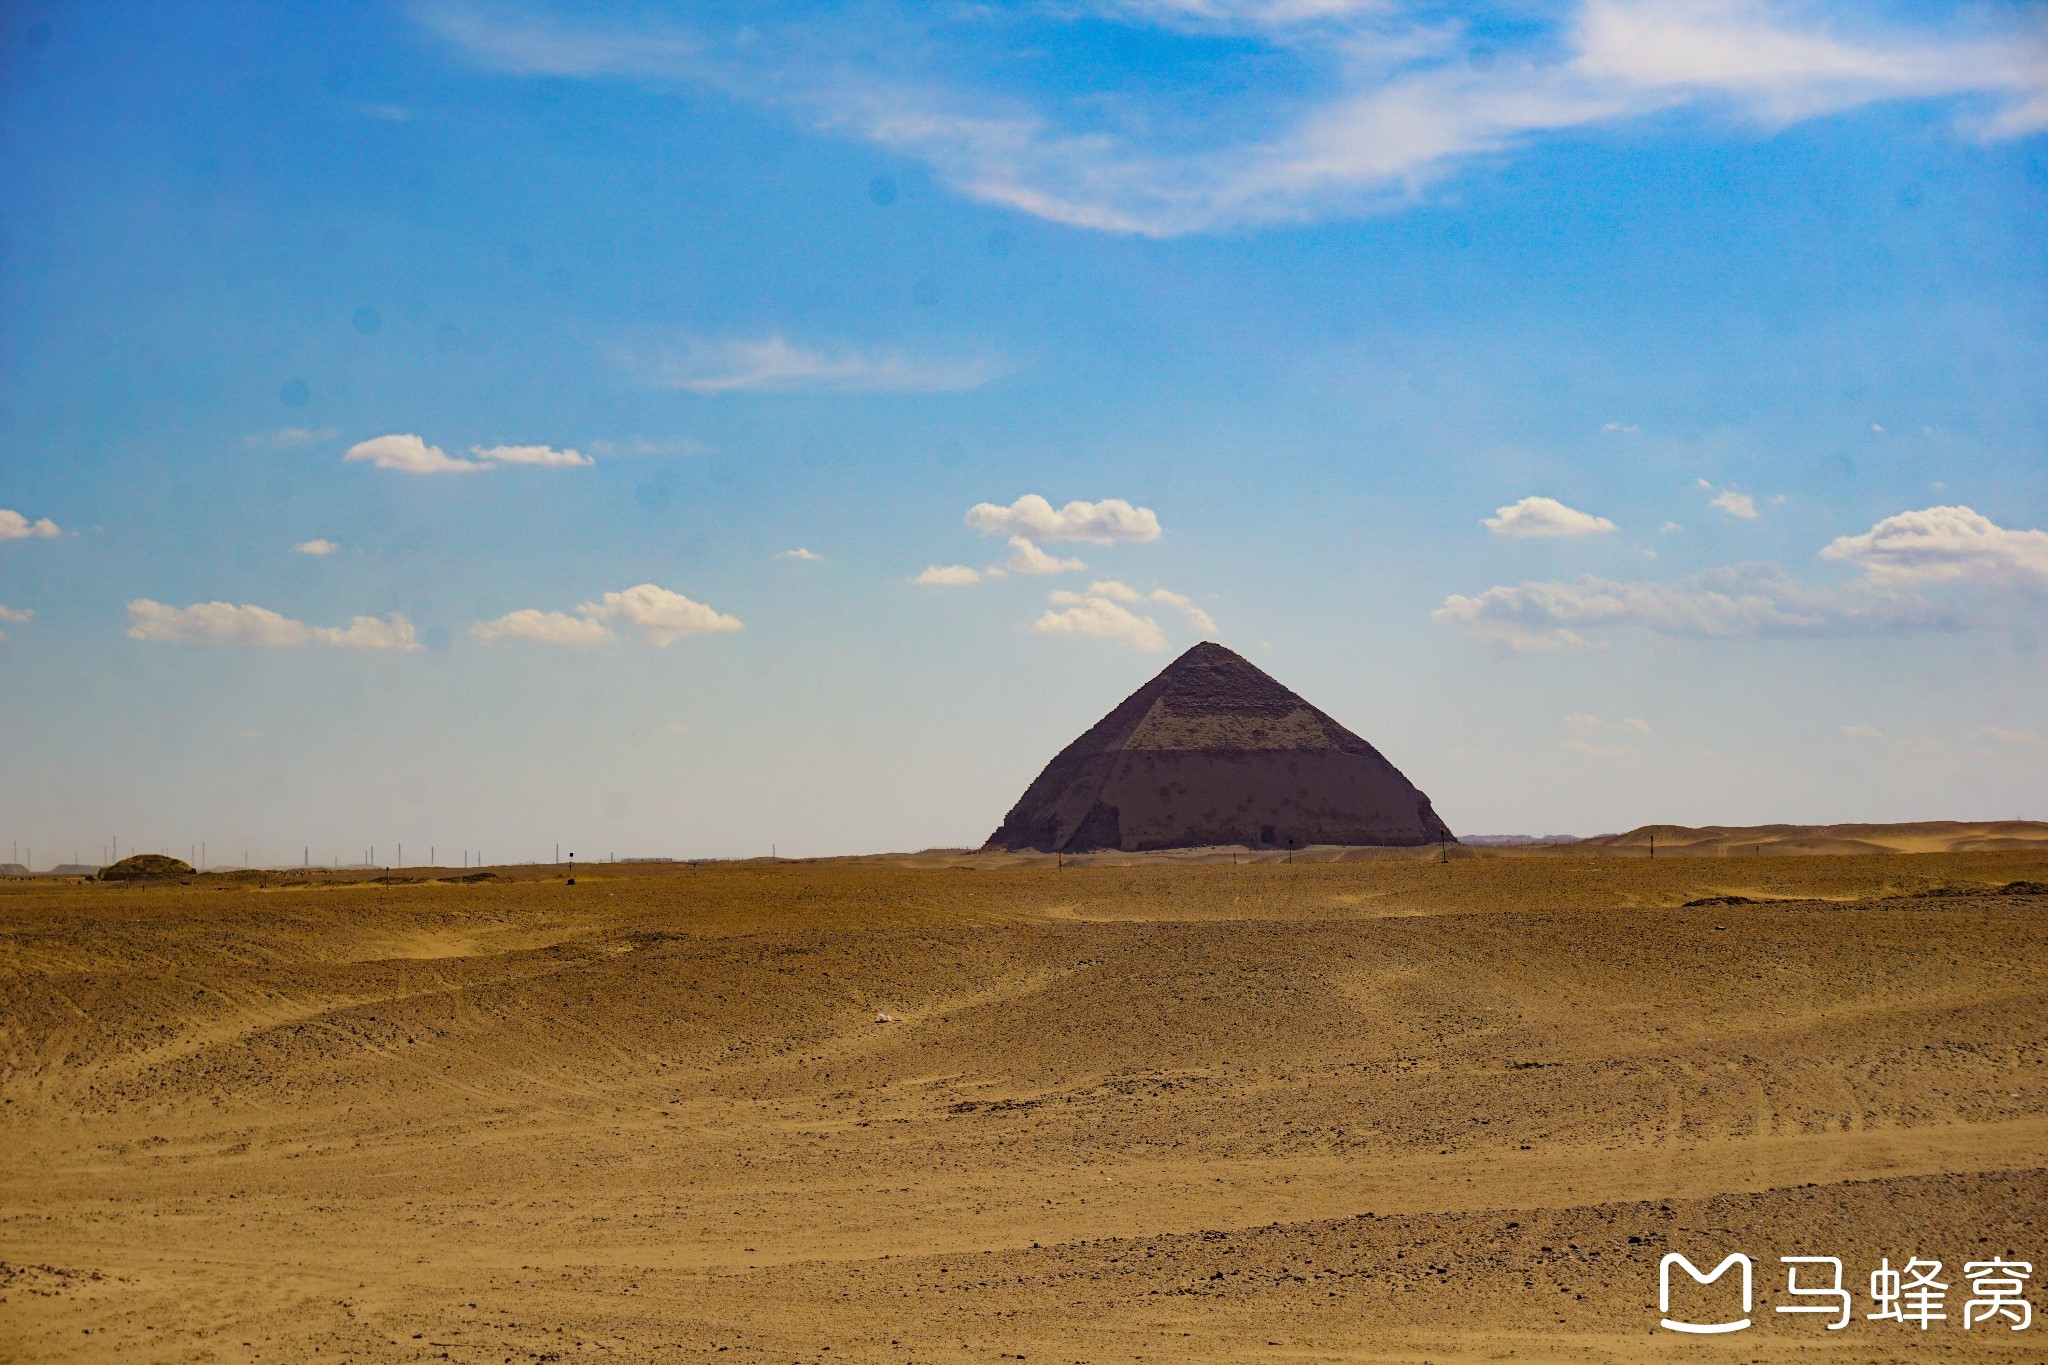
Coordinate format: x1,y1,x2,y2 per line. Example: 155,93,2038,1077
1034,579,1215,651
313,615,422,650
1483,496,1616,538
1002,536,1088,575
1701,480,1760,520
0,604,29,641
1035,593,1169,652
1439,503,2048,652
631,335,999,394
0,507,61,541
421,0,2048,236
472,584,742,647
126,600,420,650
293,539,340,556
345,435,489,475
778,547,823,562
472,443,593,467
344,435,593,475
470,609,615,648
1437,562,1947,652
910,563,983,586
1973,725,2045,749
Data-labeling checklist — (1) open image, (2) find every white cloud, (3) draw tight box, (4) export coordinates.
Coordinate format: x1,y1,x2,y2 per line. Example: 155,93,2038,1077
911,564,982,586
634,335,997,394
470,609,616,648
1661,521,1684,534
1570,0,2039,123
345,434,490,475
127,600,310,647
1973,726,2045,749
1003,536,1088,575
1704,484,1759,519
577,583,743,645
1093,0,1385,32
422,1,2048,237
1035,580,1211,650
471,585,741,647
125,600,421,650
245,427,339,450
472,443,593,467
293,539,340,556
1034,595,1170,652
1436,562,1946,651
1443,504,2048,652
1142,586,1217,632
0,508,61,541
420,3,703,77
1841,724,1884,739
779,547,823,562
311,614,422,651
0,604,28,640
1819,505,2048,588
964,495,1163,545
1602,421,1639,434
1483,496,1617,538
344,435,595,474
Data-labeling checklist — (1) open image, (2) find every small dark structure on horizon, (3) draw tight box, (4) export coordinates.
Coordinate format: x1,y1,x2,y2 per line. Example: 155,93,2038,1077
985,641,1454,854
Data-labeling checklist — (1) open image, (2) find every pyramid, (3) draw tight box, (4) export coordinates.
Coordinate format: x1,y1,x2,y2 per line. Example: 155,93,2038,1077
985,641,1454,853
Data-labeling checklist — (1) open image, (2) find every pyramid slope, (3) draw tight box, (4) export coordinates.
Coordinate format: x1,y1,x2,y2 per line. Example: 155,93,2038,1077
985,642,1453,853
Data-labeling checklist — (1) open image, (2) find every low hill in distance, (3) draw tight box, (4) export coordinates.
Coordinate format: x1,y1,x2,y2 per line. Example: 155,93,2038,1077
1577,820,2048,856
96,853,196,881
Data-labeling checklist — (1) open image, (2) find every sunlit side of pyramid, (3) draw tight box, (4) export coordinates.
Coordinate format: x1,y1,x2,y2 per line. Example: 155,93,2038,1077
986,641,1454,853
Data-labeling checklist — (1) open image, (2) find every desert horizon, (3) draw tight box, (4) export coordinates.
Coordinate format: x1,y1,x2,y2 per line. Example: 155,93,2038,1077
6,834,2047,1359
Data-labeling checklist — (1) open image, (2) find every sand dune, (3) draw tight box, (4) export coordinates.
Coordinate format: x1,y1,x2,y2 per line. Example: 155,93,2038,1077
3,850,2045,1359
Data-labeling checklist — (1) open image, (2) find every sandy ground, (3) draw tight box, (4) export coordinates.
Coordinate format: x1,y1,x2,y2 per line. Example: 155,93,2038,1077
3,845,2046,1361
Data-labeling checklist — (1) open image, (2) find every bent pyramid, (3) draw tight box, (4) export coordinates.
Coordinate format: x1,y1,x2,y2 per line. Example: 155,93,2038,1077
986,641,1454,853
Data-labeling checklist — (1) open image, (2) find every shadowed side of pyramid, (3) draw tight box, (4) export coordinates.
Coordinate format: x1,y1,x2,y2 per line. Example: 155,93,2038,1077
985,641,1454,853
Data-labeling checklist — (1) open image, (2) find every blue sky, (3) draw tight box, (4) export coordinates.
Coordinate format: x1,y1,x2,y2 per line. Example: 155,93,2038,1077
2,0,2045,865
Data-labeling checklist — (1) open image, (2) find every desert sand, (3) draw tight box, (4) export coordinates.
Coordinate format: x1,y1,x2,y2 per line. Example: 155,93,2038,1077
4,835,2046,1361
